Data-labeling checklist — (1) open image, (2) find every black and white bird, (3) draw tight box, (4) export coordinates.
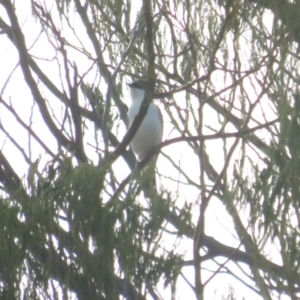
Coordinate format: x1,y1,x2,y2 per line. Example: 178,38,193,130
127,81,163,197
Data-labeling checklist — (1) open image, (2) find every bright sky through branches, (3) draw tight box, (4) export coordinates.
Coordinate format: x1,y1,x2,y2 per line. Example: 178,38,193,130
0,0,298,299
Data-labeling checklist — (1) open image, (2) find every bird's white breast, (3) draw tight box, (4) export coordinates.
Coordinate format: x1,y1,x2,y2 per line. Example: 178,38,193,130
128,101,162,158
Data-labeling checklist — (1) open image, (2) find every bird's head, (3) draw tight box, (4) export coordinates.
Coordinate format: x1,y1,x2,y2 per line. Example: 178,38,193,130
127,80,149,100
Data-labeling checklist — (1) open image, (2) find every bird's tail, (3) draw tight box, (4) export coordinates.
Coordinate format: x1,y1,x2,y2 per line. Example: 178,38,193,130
141,156,157,198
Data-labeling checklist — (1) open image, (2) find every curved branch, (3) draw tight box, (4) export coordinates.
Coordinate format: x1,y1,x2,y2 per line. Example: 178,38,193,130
2,0,80,158
74,0,128,124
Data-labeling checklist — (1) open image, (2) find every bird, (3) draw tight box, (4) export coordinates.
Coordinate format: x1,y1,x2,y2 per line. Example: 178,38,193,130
127,80,163,197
